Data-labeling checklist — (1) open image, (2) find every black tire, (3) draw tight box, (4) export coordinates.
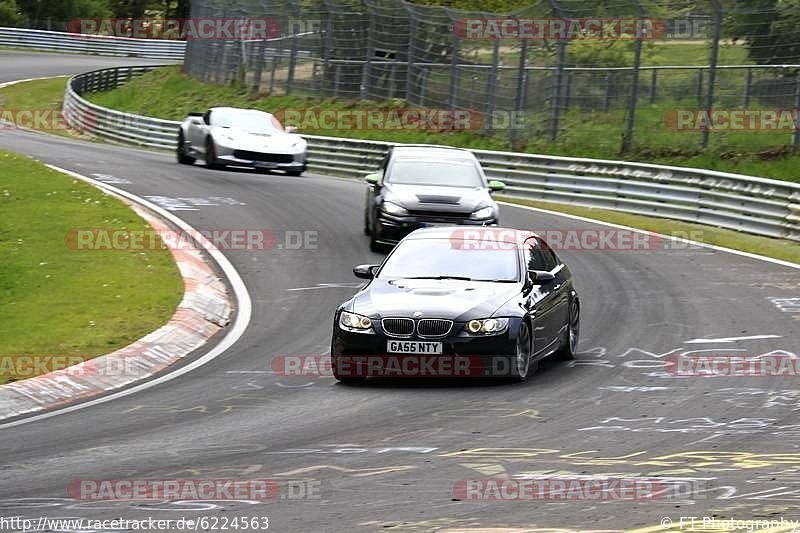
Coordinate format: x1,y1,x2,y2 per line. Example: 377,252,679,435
363,210,371,236
205,137,223,170
555,298,580,361
509,321,533,382
285,170,303,176
177,132,195,165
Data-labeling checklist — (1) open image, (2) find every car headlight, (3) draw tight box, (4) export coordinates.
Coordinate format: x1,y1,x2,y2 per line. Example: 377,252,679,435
471,206,495,220
339,311,374,333
465,318,509,335
381,201,409,216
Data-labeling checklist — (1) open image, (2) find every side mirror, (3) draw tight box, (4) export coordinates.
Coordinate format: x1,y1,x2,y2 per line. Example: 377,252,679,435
488,180,506,192
285,125,298,134
529,270,555,284
365,173,380,185
353,264,379,279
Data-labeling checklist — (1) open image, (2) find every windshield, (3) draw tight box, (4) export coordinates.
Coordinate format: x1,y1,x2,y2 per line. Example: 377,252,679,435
378,238,519,282
211,110,283,133
386,158,483,188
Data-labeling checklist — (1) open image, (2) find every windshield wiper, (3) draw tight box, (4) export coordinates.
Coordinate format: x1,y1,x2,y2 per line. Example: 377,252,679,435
403,275,474,281
471,279,517,283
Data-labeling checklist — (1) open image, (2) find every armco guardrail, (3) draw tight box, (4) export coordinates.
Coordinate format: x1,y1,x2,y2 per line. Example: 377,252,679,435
61,66,800,242
0,27,184,59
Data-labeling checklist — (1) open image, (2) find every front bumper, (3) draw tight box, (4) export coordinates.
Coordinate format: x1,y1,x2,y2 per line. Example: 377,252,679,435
331,318,521,378
374,213,498,246
216,145,307,170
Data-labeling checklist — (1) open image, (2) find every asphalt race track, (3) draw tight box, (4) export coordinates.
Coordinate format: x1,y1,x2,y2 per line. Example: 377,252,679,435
1,51,799,532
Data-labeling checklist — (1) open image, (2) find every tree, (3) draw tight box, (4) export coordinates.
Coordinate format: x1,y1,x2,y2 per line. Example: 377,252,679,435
726,0,800,65
17,0,111,23
0,0,21,25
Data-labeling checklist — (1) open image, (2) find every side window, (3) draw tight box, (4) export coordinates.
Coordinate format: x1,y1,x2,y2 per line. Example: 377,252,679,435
203,110,211,125
538,238,559,271
524,239,548,272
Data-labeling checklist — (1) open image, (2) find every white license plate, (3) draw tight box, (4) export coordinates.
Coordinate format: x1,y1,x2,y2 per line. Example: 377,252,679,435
387,340,443,354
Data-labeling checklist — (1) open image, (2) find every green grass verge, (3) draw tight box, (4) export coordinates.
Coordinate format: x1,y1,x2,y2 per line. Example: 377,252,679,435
0,76,96,141
498,196,800,265
84,66,800,183
0,150,183,384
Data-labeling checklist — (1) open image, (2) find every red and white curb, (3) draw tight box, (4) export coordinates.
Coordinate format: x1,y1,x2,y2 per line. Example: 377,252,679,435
0,165,252,426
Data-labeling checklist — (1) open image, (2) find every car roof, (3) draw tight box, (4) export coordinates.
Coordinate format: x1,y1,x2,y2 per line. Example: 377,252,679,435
391,145,476,160
404,227,540,244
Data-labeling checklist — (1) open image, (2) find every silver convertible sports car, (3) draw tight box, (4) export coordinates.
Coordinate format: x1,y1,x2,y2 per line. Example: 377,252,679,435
177,107,307,175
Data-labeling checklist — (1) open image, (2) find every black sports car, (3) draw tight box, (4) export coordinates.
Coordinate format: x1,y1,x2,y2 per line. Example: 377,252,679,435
363,145,506,252
330,227,580,383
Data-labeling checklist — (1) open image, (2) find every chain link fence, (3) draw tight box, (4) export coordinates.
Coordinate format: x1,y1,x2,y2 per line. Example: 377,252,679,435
178,0,800,154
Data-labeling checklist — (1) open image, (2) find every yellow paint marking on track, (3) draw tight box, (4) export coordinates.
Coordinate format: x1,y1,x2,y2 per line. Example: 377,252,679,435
459,463,507,476
272,464,416,477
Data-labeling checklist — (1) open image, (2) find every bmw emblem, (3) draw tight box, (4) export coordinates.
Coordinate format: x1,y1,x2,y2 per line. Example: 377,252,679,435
413,311,423,318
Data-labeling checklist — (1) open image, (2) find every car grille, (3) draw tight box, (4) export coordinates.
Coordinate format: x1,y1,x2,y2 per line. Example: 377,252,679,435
406,209,471,220
233,150,294,163
417,319,453,337
381,318,453,338
382,318,414,337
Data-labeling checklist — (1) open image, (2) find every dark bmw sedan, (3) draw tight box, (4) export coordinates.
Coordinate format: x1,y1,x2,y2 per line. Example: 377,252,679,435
363,145,506,252
330,227,580,383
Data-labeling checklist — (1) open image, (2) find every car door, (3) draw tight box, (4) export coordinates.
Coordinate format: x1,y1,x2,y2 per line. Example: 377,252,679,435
538,238,570,341
189,110,211,151
523,237,560,355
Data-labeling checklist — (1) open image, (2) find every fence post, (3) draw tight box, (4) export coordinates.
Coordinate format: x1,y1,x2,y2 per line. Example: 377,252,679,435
511,32,529,146
603,72,613,112
695,68,704,105
793,73,800,151
322,0,335,97
360,3,376,99
405,6,417,104
547,0,568,142
484,38,500,135
649,69,657,103
701,0,722,149
743,67,753,108
621,0,645,154
446,8,461,109
286,0,301,95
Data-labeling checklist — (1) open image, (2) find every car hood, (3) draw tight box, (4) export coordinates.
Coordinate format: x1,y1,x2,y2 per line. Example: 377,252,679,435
384,184,493,214
212,126,305,152
351,278,519,321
